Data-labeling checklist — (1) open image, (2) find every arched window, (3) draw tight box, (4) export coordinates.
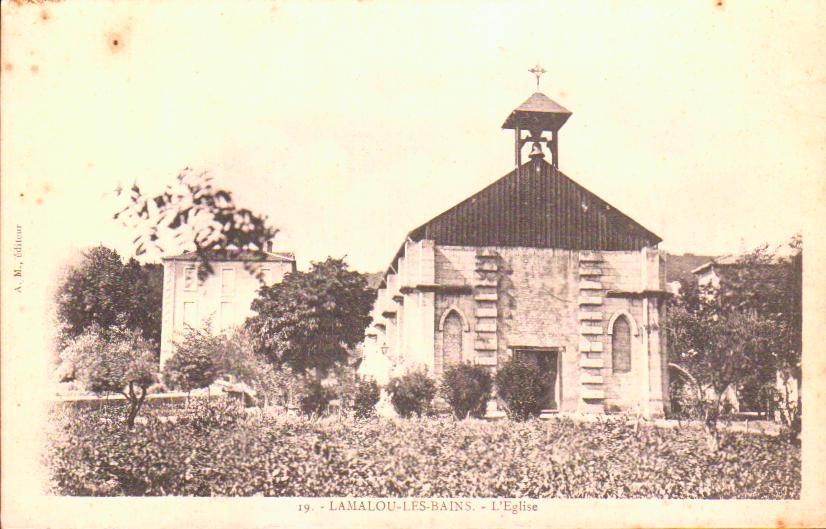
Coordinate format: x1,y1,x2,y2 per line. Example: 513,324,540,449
443,311,464,367
611,315,632,373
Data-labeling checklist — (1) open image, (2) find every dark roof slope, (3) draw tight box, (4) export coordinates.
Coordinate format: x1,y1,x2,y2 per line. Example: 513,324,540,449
407,157,661,252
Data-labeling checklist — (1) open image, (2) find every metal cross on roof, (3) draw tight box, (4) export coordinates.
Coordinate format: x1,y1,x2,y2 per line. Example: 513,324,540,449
528,64,547,89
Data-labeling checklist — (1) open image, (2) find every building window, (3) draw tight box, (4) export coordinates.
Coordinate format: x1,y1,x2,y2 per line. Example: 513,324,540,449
183,301,196,328
611,315,632,373
221,268,235,296
442,311,464,368
183,266,197,291
220,301,234,330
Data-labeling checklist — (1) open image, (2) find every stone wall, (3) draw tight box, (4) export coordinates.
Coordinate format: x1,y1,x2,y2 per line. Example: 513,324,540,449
362,241,669,418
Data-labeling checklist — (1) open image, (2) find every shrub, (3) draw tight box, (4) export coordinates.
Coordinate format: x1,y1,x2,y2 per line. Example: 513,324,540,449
47,409,801,498
495,358,547,421
353,379,381,419
441,363,493,419
163,322,220,393
387,371,436,418
297,378,336,417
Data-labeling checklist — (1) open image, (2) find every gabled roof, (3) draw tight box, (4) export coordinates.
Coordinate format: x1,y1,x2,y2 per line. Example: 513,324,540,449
407,157,660,250
381,157,661,280
162,249,295,263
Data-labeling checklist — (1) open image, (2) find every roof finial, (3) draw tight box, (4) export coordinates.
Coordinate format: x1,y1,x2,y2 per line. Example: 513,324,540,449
528,64,546,90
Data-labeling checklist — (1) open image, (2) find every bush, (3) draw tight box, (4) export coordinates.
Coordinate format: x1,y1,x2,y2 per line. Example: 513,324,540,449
297,378,336,417
441,363,493,419
387,371,436,418
353,379,381,419
47,408,801,498
162,323,220,393
495,358,548,421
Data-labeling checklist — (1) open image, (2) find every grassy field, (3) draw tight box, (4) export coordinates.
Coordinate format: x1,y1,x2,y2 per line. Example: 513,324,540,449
47,401,800,498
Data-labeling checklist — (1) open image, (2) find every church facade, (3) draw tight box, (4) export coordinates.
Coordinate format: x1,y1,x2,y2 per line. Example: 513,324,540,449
361,91,670,418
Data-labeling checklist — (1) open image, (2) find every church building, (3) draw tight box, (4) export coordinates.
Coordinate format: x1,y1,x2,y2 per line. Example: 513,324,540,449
361,83,670,418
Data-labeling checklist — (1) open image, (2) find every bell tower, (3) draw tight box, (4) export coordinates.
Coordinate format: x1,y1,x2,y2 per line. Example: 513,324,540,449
502,65,572,169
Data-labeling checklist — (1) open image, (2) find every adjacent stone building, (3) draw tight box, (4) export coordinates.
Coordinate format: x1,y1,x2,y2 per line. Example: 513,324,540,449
159,246,296,367
361,90,671,418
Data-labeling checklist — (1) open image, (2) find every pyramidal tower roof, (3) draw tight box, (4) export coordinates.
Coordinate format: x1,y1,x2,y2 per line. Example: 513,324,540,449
502,92,572,131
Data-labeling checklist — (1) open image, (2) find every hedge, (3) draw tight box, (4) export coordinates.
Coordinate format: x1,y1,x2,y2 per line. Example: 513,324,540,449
47,402,800,498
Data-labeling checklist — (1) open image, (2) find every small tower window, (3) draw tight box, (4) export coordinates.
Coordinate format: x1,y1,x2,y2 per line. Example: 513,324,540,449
611,315,632,373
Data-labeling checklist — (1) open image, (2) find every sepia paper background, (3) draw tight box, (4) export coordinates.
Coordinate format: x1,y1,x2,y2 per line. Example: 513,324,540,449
2,0,825,527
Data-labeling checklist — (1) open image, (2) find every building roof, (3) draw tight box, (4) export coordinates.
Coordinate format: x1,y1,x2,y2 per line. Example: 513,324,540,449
382,157,662,279
501,92,572,131
161,249,296,263
690,254,739,275
408,157,660,250
665,253,716,284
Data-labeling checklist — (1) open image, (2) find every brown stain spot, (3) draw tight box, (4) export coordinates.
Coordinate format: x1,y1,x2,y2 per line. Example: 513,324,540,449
43,183,53,193
35,197,43,206
41,9,50,21
30,64,39,73
715,0,724,8
776,517,785,528
108,33,124,53
4,63,12,71
19,193,24,198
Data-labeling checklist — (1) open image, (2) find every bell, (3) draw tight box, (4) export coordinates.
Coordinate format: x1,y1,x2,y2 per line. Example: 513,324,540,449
528,141,545,159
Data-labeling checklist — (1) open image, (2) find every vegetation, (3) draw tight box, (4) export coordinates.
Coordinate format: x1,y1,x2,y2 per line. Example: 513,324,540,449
55,246,162,350
667,235,802,448
296,377,337,417
162,322,221,394
245,257,374,376
59,325,158,427
440,363,493,419
387,371,436,418
353,379,381,419
495,358,548,421
115,168,278,280
48,405,800,498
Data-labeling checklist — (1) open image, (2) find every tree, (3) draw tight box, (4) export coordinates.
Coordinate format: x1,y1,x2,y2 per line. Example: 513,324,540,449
115,168,278,280
60,324,158,428
667,236,801,449
245,257,374,376
162,321,221,394
55,246,162,352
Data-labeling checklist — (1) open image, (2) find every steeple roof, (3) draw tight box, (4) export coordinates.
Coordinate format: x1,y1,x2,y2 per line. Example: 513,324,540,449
502,92,572,131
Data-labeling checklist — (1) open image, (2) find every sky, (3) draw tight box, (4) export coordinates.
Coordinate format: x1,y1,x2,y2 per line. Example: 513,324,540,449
3,1,825,276
2,1,826,512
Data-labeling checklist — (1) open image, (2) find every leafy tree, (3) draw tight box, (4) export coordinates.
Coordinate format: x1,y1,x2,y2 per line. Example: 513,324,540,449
55,246,162,351
495,358,548,421
441,363,493,419
245,258,374,376
667,236,801,448
114,168,278,280
162,321,221,394
60,324,158,428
